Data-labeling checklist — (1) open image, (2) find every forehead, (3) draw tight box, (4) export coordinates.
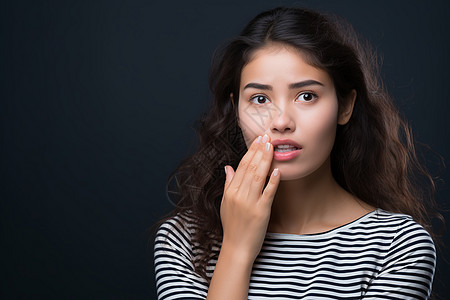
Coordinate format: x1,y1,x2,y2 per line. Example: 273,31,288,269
240,43,331,87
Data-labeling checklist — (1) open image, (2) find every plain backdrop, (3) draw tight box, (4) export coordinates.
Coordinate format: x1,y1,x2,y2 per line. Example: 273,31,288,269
1,0,449,298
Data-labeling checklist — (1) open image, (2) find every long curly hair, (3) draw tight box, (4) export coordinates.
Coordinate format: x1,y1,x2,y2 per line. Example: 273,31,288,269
160,7,443,281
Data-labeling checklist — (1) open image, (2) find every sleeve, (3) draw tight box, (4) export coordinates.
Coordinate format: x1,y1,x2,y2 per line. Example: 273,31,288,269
363,219,436,300
154,216,209,300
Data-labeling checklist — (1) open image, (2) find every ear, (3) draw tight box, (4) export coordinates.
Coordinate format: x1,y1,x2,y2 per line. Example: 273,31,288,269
338,89,356,125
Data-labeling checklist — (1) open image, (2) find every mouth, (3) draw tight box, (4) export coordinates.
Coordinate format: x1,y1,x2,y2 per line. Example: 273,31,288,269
274,145,301,152
271,139,302,161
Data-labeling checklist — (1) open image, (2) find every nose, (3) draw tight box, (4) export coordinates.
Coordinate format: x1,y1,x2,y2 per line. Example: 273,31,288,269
270,103,295,133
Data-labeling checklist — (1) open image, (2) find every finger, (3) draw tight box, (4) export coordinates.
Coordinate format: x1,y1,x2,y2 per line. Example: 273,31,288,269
223,165,235,191
261,168,281,208
227,135,261,191
240,135,271,200
247,141,275,200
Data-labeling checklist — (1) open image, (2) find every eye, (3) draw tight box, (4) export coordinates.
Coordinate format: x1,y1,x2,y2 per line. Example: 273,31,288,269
249,95,270,105
296,92,318,102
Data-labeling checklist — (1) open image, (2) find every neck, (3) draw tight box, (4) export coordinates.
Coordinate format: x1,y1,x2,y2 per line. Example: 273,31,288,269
268,158,371,235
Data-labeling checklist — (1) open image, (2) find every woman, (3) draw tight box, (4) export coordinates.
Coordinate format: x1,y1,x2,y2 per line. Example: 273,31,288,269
154,7,439,299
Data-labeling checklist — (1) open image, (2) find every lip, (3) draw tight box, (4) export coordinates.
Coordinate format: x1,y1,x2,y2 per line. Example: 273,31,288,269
271,139,302,161
271,139,301,148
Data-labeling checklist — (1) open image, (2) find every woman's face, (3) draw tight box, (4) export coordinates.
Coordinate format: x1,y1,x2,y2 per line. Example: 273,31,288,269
237,44,350,181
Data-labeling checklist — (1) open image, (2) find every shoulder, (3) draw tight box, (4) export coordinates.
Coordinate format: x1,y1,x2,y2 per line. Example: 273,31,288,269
367,209,434,241
156,213,198,237
154,212,199,256
349,209,435,258
368,209,436,263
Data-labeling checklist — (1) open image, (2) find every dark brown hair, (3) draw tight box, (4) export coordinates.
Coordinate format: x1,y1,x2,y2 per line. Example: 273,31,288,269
161,7,443,280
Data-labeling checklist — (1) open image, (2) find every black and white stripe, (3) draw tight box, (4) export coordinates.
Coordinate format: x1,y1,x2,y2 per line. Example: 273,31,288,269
154,209,435,299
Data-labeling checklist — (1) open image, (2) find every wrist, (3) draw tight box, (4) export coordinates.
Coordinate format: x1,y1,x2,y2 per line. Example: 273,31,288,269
218,242,256,270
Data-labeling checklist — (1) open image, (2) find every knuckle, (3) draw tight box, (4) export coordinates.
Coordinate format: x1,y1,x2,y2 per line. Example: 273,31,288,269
239,159,249,169
253,173,264,183
247,162,258,172
232,190,244,203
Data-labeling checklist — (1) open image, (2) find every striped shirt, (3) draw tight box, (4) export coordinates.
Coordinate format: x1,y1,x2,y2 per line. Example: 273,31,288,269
154,209,435,299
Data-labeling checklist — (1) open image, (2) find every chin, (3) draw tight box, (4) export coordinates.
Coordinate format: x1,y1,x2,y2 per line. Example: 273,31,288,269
279,172,307,181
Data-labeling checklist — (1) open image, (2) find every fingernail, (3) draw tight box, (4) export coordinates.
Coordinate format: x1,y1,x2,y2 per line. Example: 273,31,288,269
262,134,268,143
256,136,262,144
224,166,227,175
273,168,279,176
265,142,270,151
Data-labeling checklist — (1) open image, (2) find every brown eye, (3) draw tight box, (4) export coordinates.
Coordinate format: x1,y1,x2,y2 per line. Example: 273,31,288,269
297,92,317,102
250,95,269,104
257,96,266,103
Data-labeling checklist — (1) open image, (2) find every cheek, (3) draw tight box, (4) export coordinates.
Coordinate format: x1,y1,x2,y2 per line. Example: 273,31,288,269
238,104,270,147
303,103,338,151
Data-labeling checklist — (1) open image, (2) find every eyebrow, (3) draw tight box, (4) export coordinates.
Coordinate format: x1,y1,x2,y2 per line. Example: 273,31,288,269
243,80,324,91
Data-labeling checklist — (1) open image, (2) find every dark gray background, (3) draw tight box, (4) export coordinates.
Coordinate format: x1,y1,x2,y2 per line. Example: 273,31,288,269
1,0,449,298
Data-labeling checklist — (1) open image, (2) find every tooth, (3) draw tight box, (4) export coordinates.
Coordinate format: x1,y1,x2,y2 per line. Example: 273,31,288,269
276,145,296,149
